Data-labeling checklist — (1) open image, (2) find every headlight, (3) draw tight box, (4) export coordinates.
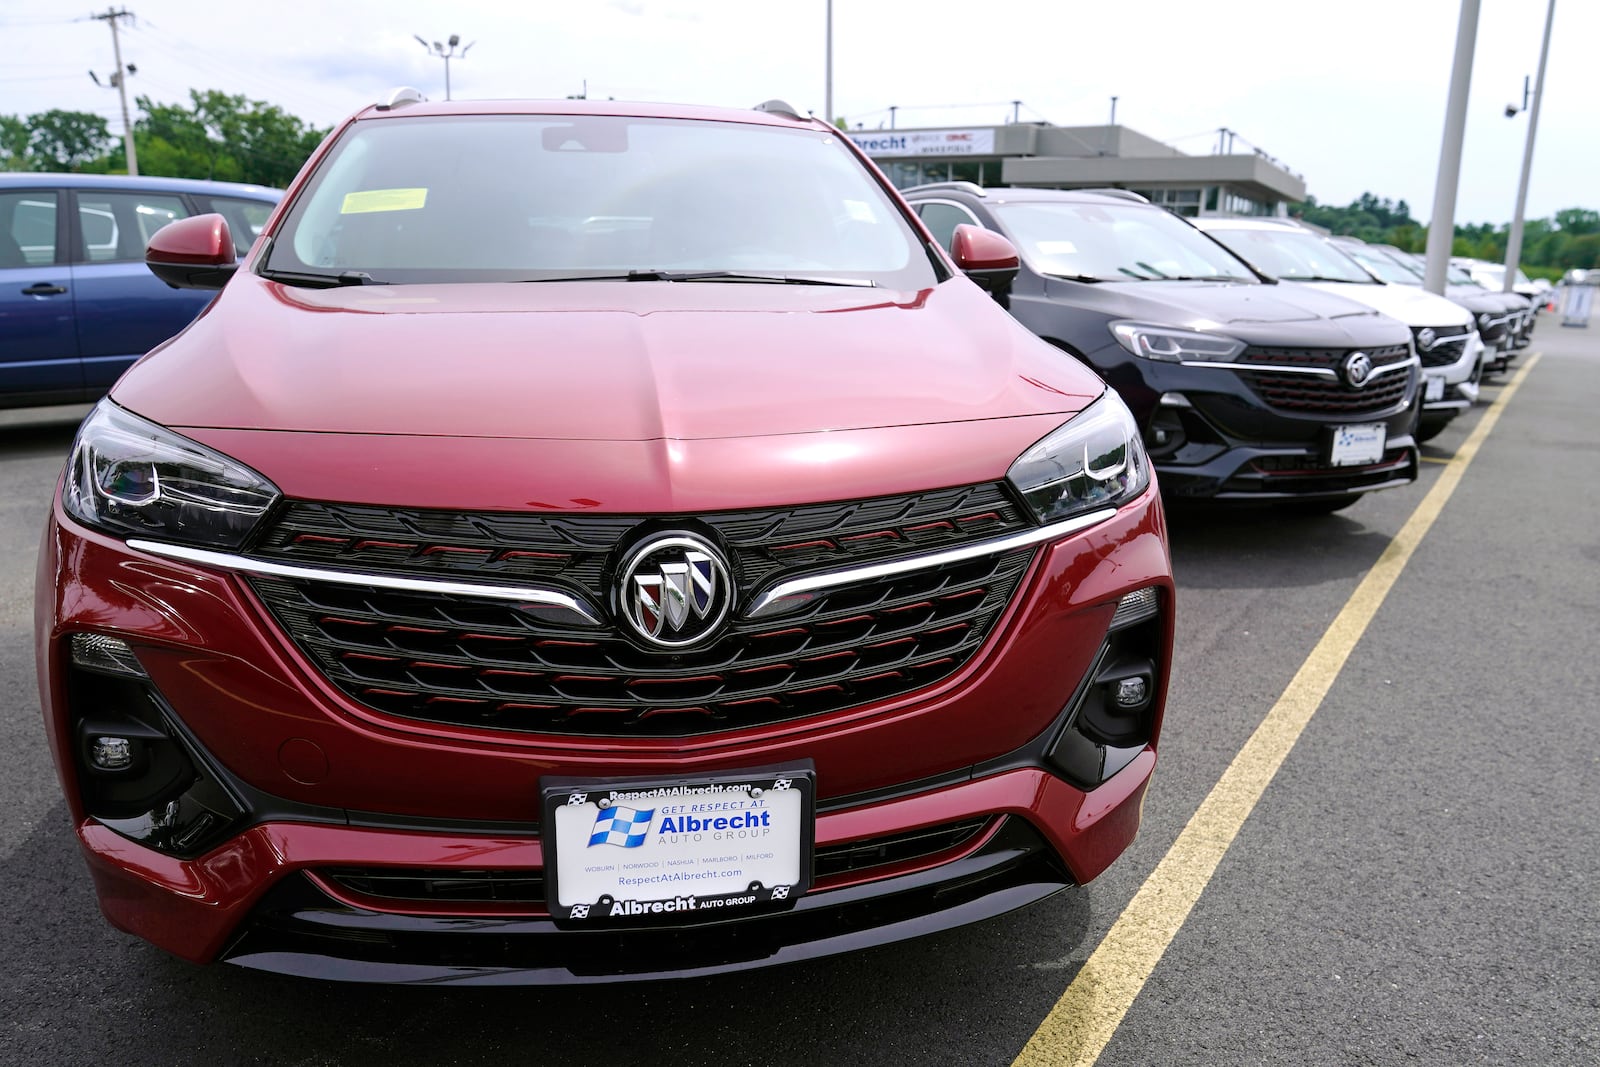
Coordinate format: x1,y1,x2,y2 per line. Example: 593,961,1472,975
1110,321,1245,363
62,401,280,549
1007,392,1151,524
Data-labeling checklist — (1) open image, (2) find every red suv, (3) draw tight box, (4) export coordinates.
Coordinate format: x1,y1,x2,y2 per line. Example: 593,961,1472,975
35,93,1173,982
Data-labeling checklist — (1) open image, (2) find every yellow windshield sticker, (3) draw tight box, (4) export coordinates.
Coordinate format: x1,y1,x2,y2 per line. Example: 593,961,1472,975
340,188,428,214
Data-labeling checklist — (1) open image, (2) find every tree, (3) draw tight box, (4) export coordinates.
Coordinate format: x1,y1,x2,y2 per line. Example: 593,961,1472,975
0,115,28,169
1553,208,1600,236
131,90,328,187
25,110,112,171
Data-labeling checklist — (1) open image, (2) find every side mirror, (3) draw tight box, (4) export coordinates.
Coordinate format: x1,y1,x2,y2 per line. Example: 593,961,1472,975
146,213,237,290
950,224,1019,293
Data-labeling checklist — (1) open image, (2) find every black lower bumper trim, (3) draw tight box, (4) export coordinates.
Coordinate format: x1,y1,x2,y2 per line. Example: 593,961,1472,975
221,818,1070,985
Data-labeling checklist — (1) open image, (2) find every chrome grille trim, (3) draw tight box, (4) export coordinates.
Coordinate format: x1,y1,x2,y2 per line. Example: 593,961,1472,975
746,507,1116,618
126,540,605,626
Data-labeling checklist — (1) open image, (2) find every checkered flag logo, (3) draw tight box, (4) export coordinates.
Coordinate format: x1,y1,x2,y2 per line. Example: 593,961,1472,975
588,804,656,848
771,885,790,901
567,792,589,806
570,904,590,919
772,778,792,791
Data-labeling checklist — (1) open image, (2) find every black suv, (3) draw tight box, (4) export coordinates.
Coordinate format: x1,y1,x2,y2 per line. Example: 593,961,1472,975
903,185,1420,511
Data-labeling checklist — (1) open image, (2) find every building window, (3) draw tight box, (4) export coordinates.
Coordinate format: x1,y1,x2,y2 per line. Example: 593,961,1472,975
1128,187,1203,218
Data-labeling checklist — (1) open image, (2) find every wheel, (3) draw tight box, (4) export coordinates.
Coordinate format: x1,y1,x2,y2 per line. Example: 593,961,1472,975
1274,494,1361,516
1416,412,1454,443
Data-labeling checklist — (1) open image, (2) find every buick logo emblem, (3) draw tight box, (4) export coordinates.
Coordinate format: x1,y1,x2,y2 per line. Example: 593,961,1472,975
1342,350,1374,388
615,533,733,649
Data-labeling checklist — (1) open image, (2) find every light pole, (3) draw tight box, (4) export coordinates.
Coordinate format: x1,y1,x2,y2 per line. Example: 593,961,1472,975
824,0,833,128
1502,0,1557,295
415,34,474,101
1424,0,1481,295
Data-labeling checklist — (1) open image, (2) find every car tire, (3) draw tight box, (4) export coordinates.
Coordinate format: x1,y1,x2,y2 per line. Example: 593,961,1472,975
1274,494,1362,516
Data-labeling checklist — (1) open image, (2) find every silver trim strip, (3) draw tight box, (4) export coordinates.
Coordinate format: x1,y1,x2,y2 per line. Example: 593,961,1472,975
125,539,605,626
744,508,1117,620
1185,361,1335,377
1185,355,1418,380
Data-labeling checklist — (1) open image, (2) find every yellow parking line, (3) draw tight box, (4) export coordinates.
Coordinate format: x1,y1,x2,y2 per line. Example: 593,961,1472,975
1012,354,1543,1067
1420,455,1453,464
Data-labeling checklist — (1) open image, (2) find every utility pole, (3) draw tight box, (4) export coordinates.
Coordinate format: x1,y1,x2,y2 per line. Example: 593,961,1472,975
1503,0,1557,294
92,7,138,176
415,34,473,100
1425,0,1480,295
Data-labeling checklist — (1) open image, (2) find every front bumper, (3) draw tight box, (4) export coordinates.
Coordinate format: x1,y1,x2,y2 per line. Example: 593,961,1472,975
79,764,1150,983
38,487,1172,981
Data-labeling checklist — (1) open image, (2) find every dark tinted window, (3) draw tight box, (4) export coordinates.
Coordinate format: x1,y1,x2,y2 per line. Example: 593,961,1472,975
200,196,276,256
917,201,980,253
1,192,57,267
76,192,190,262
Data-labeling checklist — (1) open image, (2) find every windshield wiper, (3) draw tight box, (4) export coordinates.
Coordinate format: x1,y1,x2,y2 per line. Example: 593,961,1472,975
624,269,875,287
1044,271,1108,283
1291,274,1374,283
259,267,386,288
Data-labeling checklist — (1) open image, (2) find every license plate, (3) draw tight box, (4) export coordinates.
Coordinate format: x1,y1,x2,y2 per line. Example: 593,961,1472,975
1329,423,1386,466
542,768,813,924
1425,375,1446,402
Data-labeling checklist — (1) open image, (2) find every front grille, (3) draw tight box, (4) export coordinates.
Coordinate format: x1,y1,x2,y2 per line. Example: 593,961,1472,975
252,484,1027,599
1415,325,1471,368
1252,447,1413,475
248,546,1034,737
813,818,992,880
1236,342,1411,416
314,817,997,911
322,868,545,905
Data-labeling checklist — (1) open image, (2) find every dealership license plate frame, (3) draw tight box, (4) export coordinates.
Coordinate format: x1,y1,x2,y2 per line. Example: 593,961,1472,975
541,766,814,926
1424,375,1446,402
1327,422,1387,466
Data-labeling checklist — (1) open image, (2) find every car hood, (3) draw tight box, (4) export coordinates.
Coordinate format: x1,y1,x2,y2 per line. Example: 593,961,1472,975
116,274,1099,440
1048,278,1411,347
1296,280,1472,328
110,275,1108,510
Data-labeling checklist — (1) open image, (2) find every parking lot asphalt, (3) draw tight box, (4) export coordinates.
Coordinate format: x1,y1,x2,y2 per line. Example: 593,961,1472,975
2,325,1596,1066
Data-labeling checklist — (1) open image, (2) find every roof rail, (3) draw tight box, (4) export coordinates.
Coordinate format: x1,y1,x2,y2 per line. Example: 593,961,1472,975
753,99,806,121
900,180,986,197
1072,187,1149,203
375,87,425,112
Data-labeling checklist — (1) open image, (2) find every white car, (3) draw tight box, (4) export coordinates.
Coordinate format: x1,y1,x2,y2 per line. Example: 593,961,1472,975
1194,217,1481,442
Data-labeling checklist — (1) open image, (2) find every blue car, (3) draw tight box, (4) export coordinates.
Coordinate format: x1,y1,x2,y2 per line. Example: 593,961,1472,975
1,173,280,409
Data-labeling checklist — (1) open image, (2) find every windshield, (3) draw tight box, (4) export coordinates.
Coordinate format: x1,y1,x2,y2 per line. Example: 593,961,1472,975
989,201,1258,283
1343,244,1423,285
1204,227,1374,283
265,114,933,287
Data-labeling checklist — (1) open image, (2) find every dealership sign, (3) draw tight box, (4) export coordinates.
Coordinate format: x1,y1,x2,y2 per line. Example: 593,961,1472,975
849,129,996,157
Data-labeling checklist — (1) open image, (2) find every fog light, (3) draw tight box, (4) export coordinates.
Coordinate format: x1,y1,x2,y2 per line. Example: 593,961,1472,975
90,736,136,771
1114,676,1148,709
70,634,147,678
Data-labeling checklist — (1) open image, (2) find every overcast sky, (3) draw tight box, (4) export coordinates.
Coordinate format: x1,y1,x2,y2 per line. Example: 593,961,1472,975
3,0,1592,225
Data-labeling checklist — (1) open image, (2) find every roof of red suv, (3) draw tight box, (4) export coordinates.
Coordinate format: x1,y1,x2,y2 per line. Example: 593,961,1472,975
353,96,825,130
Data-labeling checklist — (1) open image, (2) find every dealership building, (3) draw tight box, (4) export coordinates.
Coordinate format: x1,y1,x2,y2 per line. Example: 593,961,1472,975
848,123,1306,218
